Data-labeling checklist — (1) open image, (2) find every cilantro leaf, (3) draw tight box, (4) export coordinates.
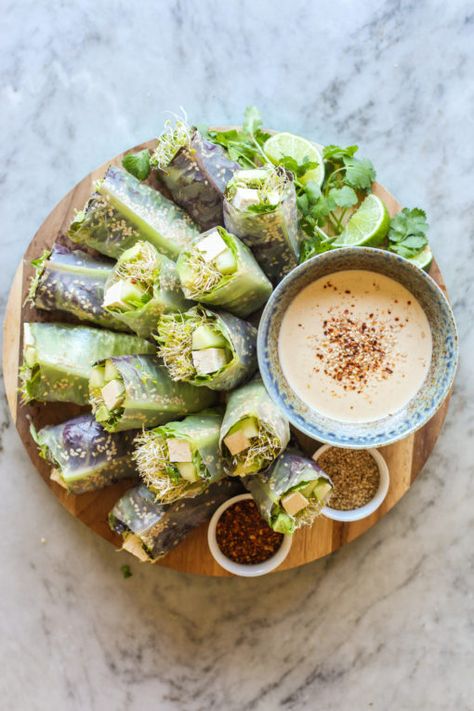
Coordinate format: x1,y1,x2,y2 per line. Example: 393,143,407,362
343,157,376,190
122,149,151,181
388,208,429,258
328,185,358,208
323,144,358,161
206,107,270,167
121,564,132,579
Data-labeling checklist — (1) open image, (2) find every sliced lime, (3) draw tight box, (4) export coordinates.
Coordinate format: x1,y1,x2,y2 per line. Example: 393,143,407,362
333,194,390,247
406,245,433,271
264,132,324,187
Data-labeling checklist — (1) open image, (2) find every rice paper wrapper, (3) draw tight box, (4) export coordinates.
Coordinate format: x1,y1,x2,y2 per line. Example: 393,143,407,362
105,252,191,338
29,243,127,331
157,129,239,231
245,451,333,531
20,322,155,405
93,355,217,432
223,180,301,284
109,478,245,562
68,166,199,260
31,414,138,494
220,378,290,472
176,227,272,318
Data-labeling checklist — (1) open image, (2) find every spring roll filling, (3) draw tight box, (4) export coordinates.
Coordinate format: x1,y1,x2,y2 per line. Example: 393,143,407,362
179,228,237,298
226,167,286,213
90,361,126,425
157,311,232,381
134,431,203,501
272,477,333,533
223,417,282,475
151,119,193,170
103,241,158,313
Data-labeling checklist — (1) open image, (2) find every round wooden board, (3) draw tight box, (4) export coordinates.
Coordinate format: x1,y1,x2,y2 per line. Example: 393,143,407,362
2,139,451,576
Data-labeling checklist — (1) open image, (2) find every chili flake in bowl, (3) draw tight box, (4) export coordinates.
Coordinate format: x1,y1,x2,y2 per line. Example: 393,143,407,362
312,445,389,522
208,493,292,576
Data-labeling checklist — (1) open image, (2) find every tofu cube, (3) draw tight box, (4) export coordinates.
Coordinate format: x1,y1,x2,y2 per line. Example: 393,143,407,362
196,231,228,262
234,169,268,182
167,439,193,462
101,379,124,410
122,534,150,562
281,491,309,516
232,187,260,211
192,348,227,375
224,430,251,456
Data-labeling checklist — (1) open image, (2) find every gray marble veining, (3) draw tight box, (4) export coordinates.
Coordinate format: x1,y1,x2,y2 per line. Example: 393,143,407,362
1,1,473,709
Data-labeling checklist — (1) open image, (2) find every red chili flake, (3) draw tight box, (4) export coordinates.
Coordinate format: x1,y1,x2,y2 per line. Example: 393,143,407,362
216,500,283,565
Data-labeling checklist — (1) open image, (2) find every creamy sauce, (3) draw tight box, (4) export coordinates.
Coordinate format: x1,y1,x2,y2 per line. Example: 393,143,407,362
278,270,432,423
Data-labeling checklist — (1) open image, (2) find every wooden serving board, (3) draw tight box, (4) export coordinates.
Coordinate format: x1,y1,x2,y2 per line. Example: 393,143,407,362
2,140,451,576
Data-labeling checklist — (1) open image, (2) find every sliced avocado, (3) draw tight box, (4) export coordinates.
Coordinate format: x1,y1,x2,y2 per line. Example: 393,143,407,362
104,359,120,382
89,365,106,389
272,511,295,535
313,480,332,503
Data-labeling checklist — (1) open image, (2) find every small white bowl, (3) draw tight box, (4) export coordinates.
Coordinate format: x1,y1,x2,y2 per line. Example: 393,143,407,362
313,445,390,522
207,493,293,577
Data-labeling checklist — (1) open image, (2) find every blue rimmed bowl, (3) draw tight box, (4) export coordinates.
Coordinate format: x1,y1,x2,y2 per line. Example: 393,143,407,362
257,247,458,448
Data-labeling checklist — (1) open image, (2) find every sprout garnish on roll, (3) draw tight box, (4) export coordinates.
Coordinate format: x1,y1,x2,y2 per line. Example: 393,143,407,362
223,165,301,284
245,451,333,534
27,243,127,332
103,241,191,338
156,305,257,391
19,322,155,405
109,479,245,562
89,354,216,432
133,409,224,503
220,379,290,476
31,415,138,494
68,166,199,260
151,120,239,230
176,226,272,318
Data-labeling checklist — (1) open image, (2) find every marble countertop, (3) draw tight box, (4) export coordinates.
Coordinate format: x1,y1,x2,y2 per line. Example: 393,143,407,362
1,1,473,709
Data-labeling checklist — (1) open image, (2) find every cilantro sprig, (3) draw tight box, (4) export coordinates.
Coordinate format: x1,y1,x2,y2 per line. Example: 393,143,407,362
388,208,429,258
202,106,271,168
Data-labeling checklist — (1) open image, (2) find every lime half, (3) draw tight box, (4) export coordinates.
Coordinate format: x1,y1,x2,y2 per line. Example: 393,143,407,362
264,132,324,187
406,244,433,271
334,194,390,247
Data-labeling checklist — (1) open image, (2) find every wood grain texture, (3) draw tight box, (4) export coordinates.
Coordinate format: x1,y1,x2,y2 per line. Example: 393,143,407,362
2,140,451,576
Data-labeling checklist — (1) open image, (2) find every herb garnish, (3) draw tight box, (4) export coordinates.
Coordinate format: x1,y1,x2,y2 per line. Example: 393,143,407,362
122,149,151,181
387,208,429,259
203,106,271,168
121,564,133,579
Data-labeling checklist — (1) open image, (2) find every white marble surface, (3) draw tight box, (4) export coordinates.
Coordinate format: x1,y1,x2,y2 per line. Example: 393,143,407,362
1,1,473,709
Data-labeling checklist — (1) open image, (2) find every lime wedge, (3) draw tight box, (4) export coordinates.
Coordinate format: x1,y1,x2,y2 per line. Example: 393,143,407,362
334,194,390,247
264,132,324,187
406,245,433,271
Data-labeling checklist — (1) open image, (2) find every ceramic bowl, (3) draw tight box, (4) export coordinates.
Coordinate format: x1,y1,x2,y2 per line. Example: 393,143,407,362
313,445,390,521
257,247,458,448
207,493,293,577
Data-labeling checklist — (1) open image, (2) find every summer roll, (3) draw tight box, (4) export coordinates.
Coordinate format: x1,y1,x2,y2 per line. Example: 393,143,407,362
89,354,216,432
245,451,333,534
156,305,257,391
223,166,300,284
133,409,224,503
220,379,290,477
19,322,154,405
176,226,272,318
151,121,239,230
109,478,244,562
68,166,199,260
31,414,138,494
102,241,191,338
